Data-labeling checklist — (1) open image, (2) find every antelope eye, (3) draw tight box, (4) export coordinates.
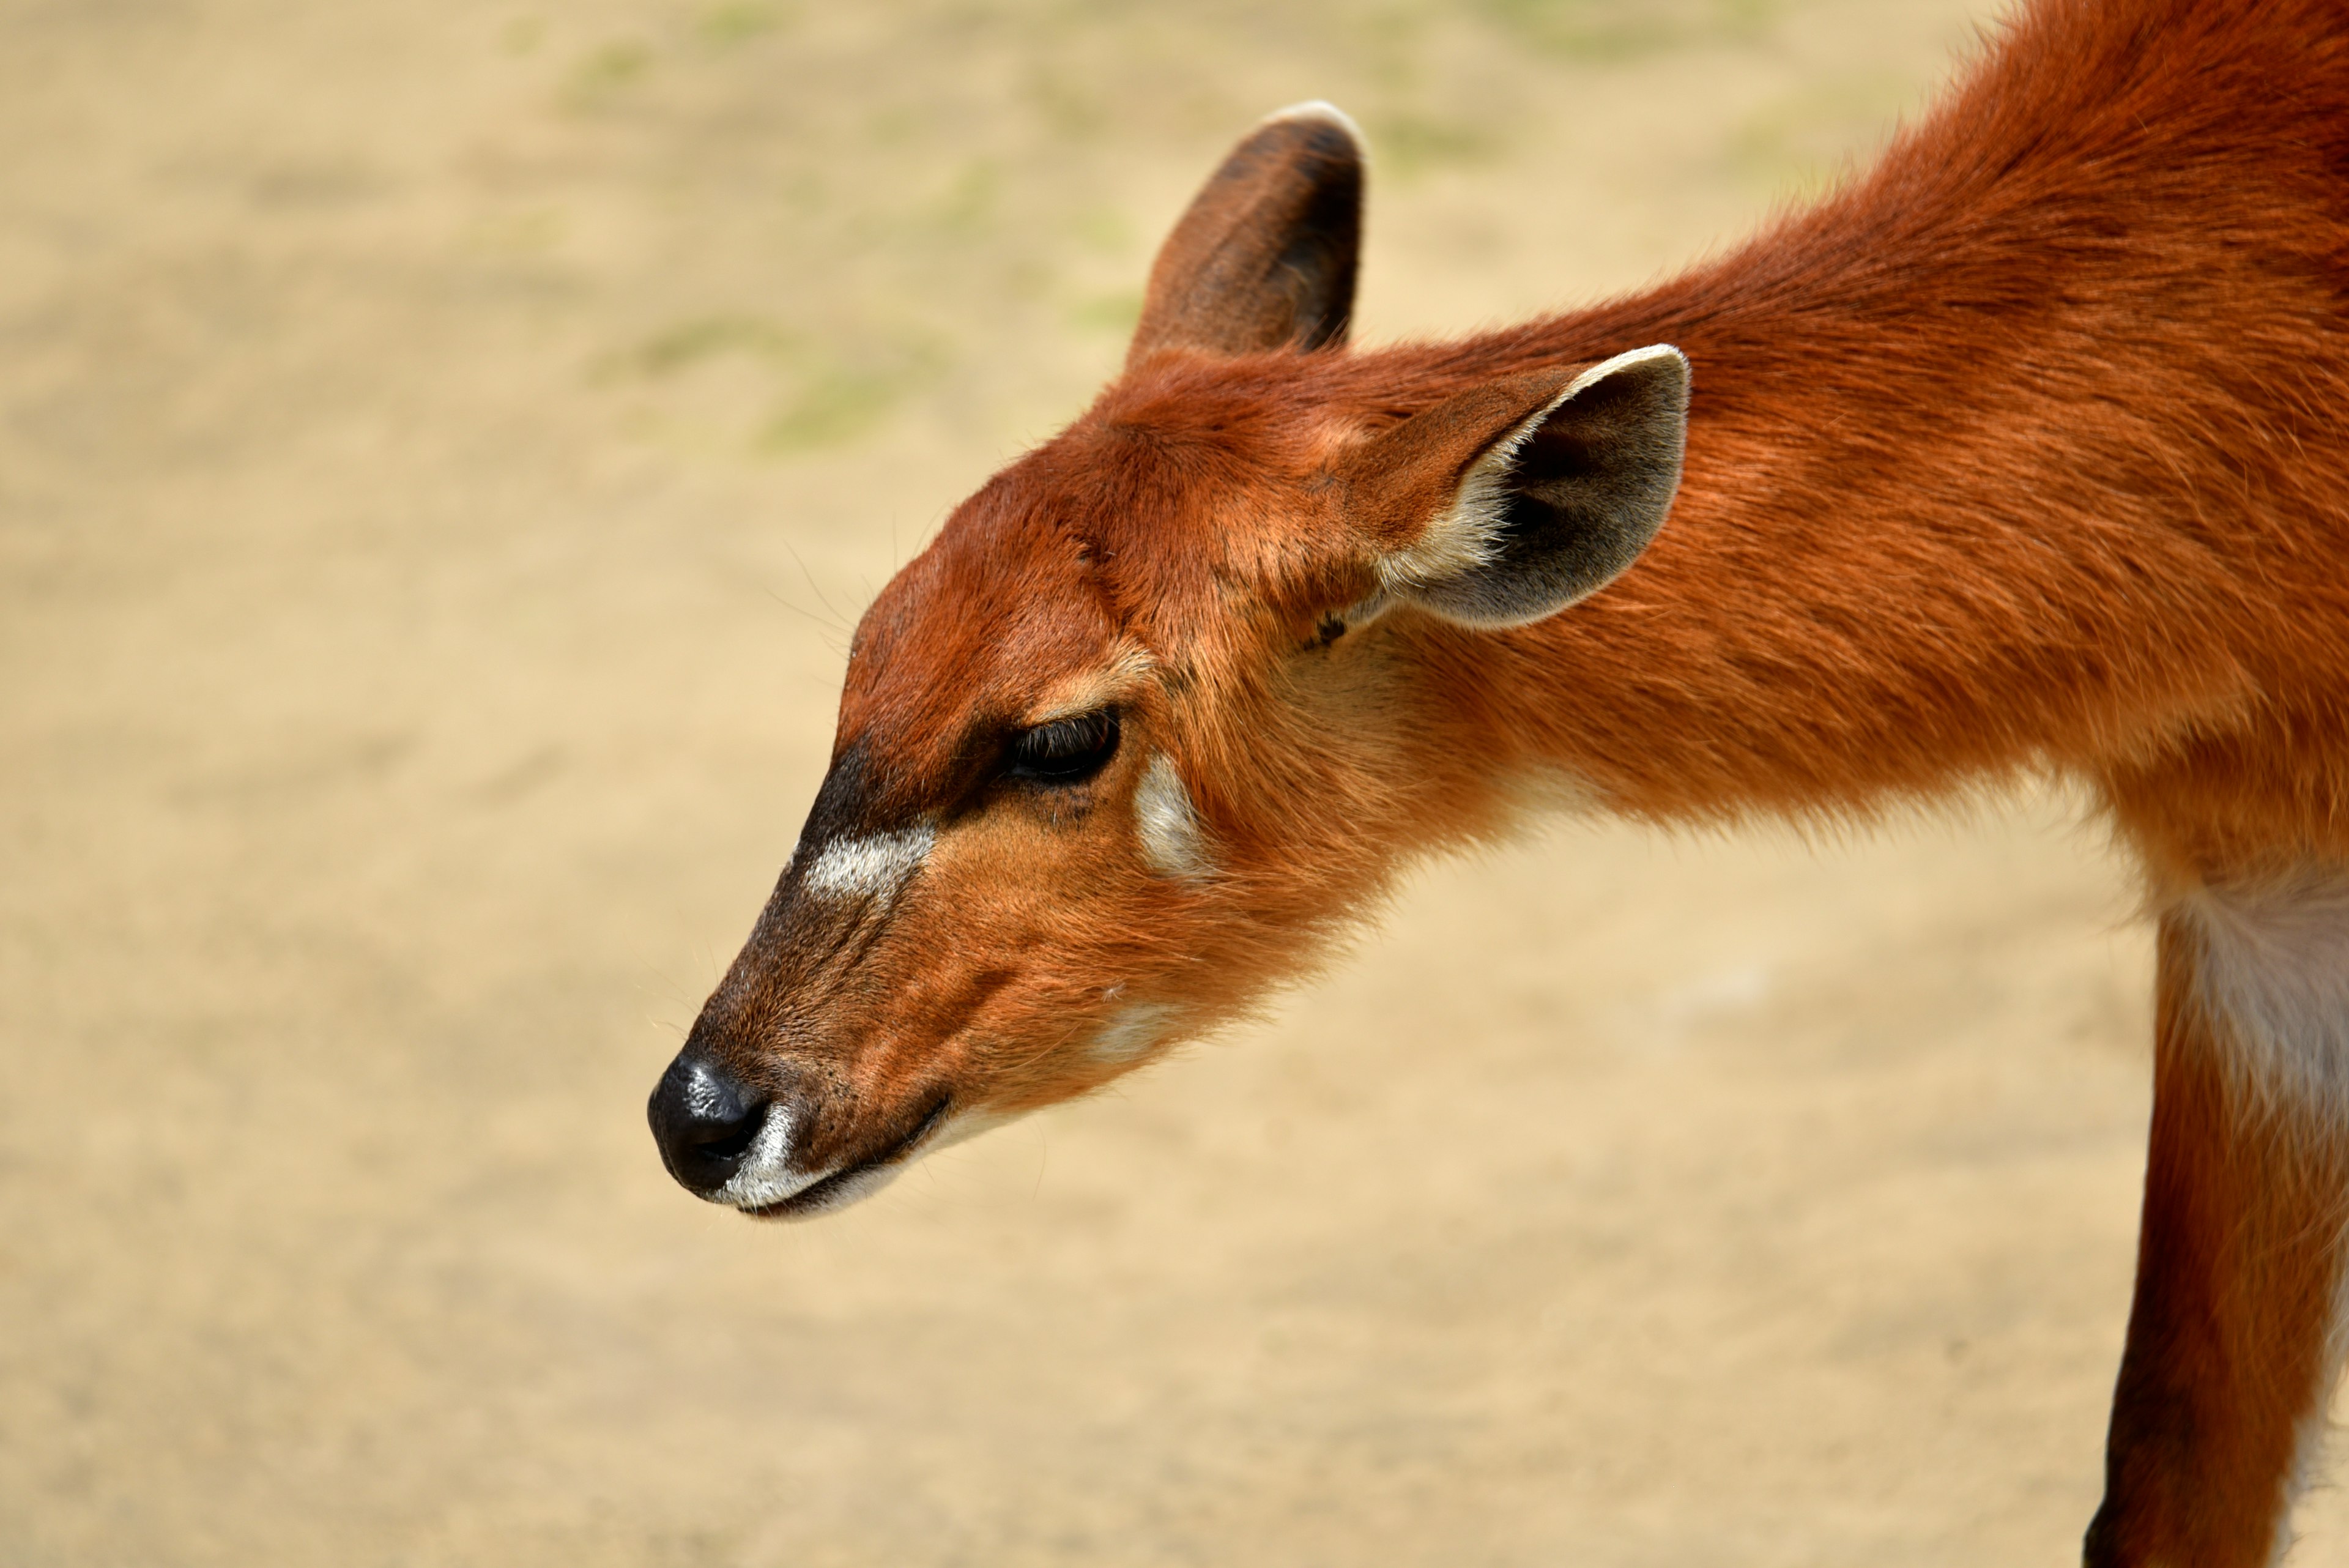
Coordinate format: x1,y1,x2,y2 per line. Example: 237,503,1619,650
1006,708,1121,785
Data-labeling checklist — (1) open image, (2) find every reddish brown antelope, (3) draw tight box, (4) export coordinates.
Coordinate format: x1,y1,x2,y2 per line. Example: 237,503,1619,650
648,0,2349,1558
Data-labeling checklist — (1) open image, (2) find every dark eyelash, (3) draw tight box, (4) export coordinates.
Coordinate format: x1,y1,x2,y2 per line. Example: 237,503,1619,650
1006,708,1121,785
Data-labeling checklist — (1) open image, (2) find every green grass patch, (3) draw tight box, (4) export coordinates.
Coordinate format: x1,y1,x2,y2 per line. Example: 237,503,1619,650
699,2,791,46
1370,113,1496,180
563,39,654,106
601,313,944,455
1067,289,1142,336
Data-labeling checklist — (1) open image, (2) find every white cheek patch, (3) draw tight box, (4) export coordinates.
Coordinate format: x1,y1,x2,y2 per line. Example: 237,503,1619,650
2181,875,2349,1117
1089,1001,1178,1066
1135,754,1212,880
801,825,935,901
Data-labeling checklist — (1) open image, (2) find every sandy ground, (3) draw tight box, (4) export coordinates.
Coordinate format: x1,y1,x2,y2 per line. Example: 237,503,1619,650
9,1,2349,1562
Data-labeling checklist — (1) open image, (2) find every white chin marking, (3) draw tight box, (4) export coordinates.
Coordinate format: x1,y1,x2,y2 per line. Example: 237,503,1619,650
1090,1001,1176,1066
711,1104,828,1211
1135,753,1211,880
745,1162,906,1222
801,825,935,900
716,1104,1020,1219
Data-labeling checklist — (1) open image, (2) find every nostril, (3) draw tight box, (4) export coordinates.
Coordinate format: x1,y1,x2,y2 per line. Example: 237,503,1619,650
690,1111,763,1165
647,1052,771,1195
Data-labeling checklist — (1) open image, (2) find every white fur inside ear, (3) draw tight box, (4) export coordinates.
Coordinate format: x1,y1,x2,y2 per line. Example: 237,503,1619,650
1378,401,1564,595
1135,753,1211,880
1378,343,1688,612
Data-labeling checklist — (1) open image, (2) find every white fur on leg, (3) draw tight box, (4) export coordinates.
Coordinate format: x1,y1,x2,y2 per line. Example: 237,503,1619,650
2181,875,2349,1118
2177,874,2349,1562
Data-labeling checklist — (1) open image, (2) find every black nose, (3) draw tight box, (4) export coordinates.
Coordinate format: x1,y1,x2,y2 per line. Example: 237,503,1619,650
647,1052,768,1195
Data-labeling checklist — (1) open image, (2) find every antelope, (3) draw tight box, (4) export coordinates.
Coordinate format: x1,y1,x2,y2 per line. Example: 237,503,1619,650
647,0,2349,1558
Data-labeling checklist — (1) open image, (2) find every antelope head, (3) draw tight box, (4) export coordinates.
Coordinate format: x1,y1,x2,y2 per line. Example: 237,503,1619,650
647,103,1690,1217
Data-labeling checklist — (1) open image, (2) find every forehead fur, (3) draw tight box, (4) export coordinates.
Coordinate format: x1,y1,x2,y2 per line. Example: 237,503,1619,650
1079,353,1348,573
837,349,1450,801
841,486,1116,803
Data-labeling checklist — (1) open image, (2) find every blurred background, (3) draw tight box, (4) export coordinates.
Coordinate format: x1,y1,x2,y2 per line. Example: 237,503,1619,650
10,1,2332,1562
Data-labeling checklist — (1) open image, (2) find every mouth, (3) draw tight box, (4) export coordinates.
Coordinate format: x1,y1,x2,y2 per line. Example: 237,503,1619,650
740,1098,951,1220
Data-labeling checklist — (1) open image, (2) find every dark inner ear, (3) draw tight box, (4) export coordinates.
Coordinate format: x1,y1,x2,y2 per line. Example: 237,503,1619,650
1127,108,1363,365
1272,148,1360,352
1488,372,1680,595
1398,349,1688,628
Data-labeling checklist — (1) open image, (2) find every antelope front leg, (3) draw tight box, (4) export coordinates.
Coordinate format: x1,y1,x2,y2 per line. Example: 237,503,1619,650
2086,907,2349,1567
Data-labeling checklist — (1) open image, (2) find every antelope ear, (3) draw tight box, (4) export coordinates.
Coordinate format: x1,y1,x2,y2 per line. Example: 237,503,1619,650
1126,103,1363,366
1343,346,1690,628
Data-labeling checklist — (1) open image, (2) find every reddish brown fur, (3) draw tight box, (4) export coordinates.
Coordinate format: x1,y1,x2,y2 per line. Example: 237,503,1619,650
664,1,2349,1558
2091,915,2349,1566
